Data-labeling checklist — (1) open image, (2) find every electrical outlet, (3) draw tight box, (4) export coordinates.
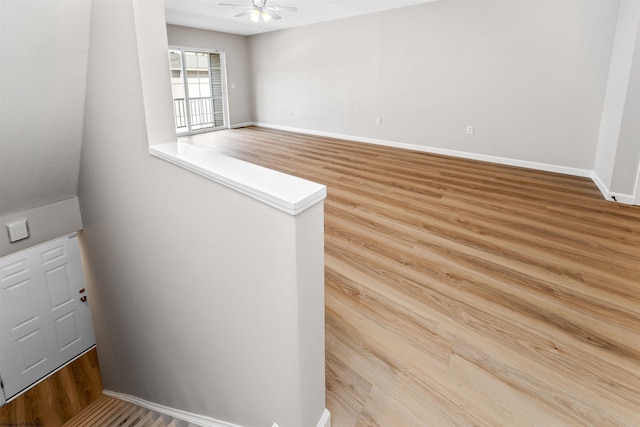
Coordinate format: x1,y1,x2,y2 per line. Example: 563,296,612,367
6,219,29,243
466,126,474,135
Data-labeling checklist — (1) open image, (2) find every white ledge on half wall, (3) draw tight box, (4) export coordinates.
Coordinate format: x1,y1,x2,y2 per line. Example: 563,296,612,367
149,142,326,216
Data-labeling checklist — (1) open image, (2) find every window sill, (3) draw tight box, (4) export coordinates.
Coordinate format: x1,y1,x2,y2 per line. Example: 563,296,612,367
149,142,326,216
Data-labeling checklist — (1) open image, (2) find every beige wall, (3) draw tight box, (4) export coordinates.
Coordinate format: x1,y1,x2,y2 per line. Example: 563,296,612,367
79,0,325,425
249,0,618,171
167,24,254,126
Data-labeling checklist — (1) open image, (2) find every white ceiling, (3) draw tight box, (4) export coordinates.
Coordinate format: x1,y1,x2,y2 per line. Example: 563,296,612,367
165,0,438,36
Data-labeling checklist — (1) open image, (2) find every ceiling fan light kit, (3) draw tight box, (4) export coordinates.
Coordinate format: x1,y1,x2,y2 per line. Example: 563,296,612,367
250,8,272,23
220,0,297,23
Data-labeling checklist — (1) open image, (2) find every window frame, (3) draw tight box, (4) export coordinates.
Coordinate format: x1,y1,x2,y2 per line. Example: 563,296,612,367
168,45,230,135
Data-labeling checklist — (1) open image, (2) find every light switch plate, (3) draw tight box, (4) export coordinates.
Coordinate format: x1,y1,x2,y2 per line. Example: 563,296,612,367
7,219,30,243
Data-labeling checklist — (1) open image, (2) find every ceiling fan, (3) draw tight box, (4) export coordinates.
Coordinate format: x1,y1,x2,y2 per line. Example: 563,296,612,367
220,0,298,23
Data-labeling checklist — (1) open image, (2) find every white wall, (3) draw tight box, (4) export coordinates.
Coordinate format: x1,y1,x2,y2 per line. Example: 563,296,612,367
249,0,618,171
0,198,82,258
610,21,640,197
0,0,90,256
167,25,254,126
600,0,640,201
593,0,640,203
79,0,325,425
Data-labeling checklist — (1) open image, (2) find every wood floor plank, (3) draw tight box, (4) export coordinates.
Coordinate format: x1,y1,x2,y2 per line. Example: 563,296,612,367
150,415,168,427
74,395,118,425
63,394,171,427
183,127,640,426
0,348,103,427
325,339,373,427
137,411,155,427
66,396,127,427
452,327,640,426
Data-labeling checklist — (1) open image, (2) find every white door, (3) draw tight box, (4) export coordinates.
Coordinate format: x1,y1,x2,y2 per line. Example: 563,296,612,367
0,234,95,401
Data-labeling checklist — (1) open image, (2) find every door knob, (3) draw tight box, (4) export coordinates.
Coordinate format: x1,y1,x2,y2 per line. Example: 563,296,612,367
81,296,87,302
79,288,86,294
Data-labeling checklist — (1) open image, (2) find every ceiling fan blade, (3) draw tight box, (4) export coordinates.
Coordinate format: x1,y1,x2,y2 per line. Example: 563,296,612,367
219,3,243,6
263,9,282,20
268,5,297,11
234,9,253,17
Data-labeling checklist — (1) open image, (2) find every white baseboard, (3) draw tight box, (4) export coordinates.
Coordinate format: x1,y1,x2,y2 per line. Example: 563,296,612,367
239,122,638,204
317,408,331,427
590,171,635,204
103,390,243,427
229,122,254,129
253,123,593,178
591,171,610,201
104,390,331,427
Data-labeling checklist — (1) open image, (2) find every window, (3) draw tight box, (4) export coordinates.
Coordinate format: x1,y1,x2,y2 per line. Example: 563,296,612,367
169,47,228,134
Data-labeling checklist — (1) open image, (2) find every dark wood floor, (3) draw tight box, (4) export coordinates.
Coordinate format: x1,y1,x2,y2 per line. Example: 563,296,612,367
184,127,640,426
0,348,102,427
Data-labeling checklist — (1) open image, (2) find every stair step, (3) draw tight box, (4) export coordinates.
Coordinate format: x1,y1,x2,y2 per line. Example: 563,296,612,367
63,394,188,427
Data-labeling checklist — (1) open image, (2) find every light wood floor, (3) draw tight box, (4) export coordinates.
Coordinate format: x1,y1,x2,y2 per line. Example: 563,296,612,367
184,127,640,426
0,348,102,426
63,394,175,427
